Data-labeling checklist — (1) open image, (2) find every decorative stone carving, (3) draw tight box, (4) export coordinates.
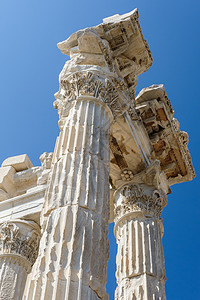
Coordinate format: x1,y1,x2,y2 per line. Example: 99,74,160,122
37,152,53,185
0,221,40,267
120,169,134,181
39,152,53,170
54,71,130,120
114,183,167,221
0,220,40,300
58,9,152,74
0,9,196,300
113,183,167,299
25,85,112,299
112,158,170,198
136,84,196,184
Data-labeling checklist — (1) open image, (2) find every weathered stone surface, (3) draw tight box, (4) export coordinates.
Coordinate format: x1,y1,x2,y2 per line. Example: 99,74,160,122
0,156,49,299
0,166,16,198
25,98,112,300
0,220,40,300
0,8,196,300
114,182,166,299
136,84,195,185
0,185,45,225
2,154,33,172
37,152,53,186
23,10,156,300
0,154,43,201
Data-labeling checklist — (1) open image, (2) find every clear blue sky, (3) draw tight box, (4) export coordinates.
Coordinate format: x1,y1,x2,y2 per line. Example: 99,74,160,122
0,1,199,299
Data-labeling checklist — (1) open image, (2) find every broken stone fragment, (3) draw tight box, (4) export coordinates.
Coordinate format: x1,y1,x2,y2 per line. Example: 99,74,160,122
0,165,16,197
1,154,33,172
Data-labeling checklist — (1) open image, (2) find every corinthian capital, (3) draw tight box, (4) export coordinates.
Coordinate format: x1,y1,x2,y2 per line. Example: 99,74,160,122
54,9,152,125
114,183,167,223
54,70,130,120
0,220,40,269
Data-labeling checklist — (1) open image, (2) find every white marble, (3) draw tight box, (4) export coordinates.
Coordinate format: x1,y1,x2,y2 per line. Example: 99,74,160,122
0,9,196,300
114,183,166,299
0,220,40,300
24,96,113,299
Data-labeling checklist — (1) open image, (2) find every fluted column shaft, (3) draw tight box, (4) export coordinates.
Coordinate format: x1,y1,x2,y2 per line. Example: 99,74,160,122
114,183,167,300
0,256,30,300
25,97,112,300
0,220,40,300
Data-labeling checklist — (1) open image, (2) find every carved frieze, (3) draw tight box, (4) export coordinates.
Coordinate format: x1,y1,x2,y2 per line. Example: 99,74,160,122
136,84,195,184
58,9,152,76
0,221,40,266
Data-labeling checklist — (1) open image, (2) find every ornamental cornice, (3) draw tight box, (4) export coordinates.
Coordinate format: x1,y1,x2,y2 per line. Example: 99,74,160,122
0,220,40,267
54,70,131,120
171,118,195,183
58,9,152,75
136,84,195,185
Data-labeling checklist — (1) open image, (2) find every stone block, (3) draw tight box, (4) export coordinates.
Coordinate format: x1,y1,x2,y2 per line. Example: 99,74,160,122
0,166,16,195
1,154,33,172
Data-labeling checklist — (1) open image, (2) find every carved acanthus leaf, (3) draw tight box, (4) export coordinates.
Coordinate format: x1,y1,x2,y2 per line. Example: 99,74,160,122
54,71,130,119
114,183,167,220
0,222,40,266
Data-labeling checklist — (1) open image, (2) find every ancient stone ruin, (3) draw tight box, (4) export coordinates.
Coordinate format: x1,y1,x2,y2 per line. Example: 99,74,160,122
0,9,195,300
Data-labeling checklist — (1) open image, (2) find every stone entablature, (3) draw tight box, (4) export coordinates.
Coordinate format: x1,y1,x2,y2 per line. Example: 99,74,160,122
0,186,44,227
0,9,196,300
58,9,152,100
136,84,195,185
0,153,53,204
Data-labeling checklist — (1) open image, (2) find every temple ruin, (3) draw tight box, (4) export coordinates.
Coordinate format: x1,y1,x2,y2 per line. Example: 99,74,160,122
0,9,195,300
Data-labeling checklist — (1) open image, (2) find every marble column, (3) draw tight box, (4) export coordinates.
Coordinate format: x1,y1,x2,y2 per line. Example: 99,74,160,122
113,183,167,300
24,69,128,300
0,220,40,300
